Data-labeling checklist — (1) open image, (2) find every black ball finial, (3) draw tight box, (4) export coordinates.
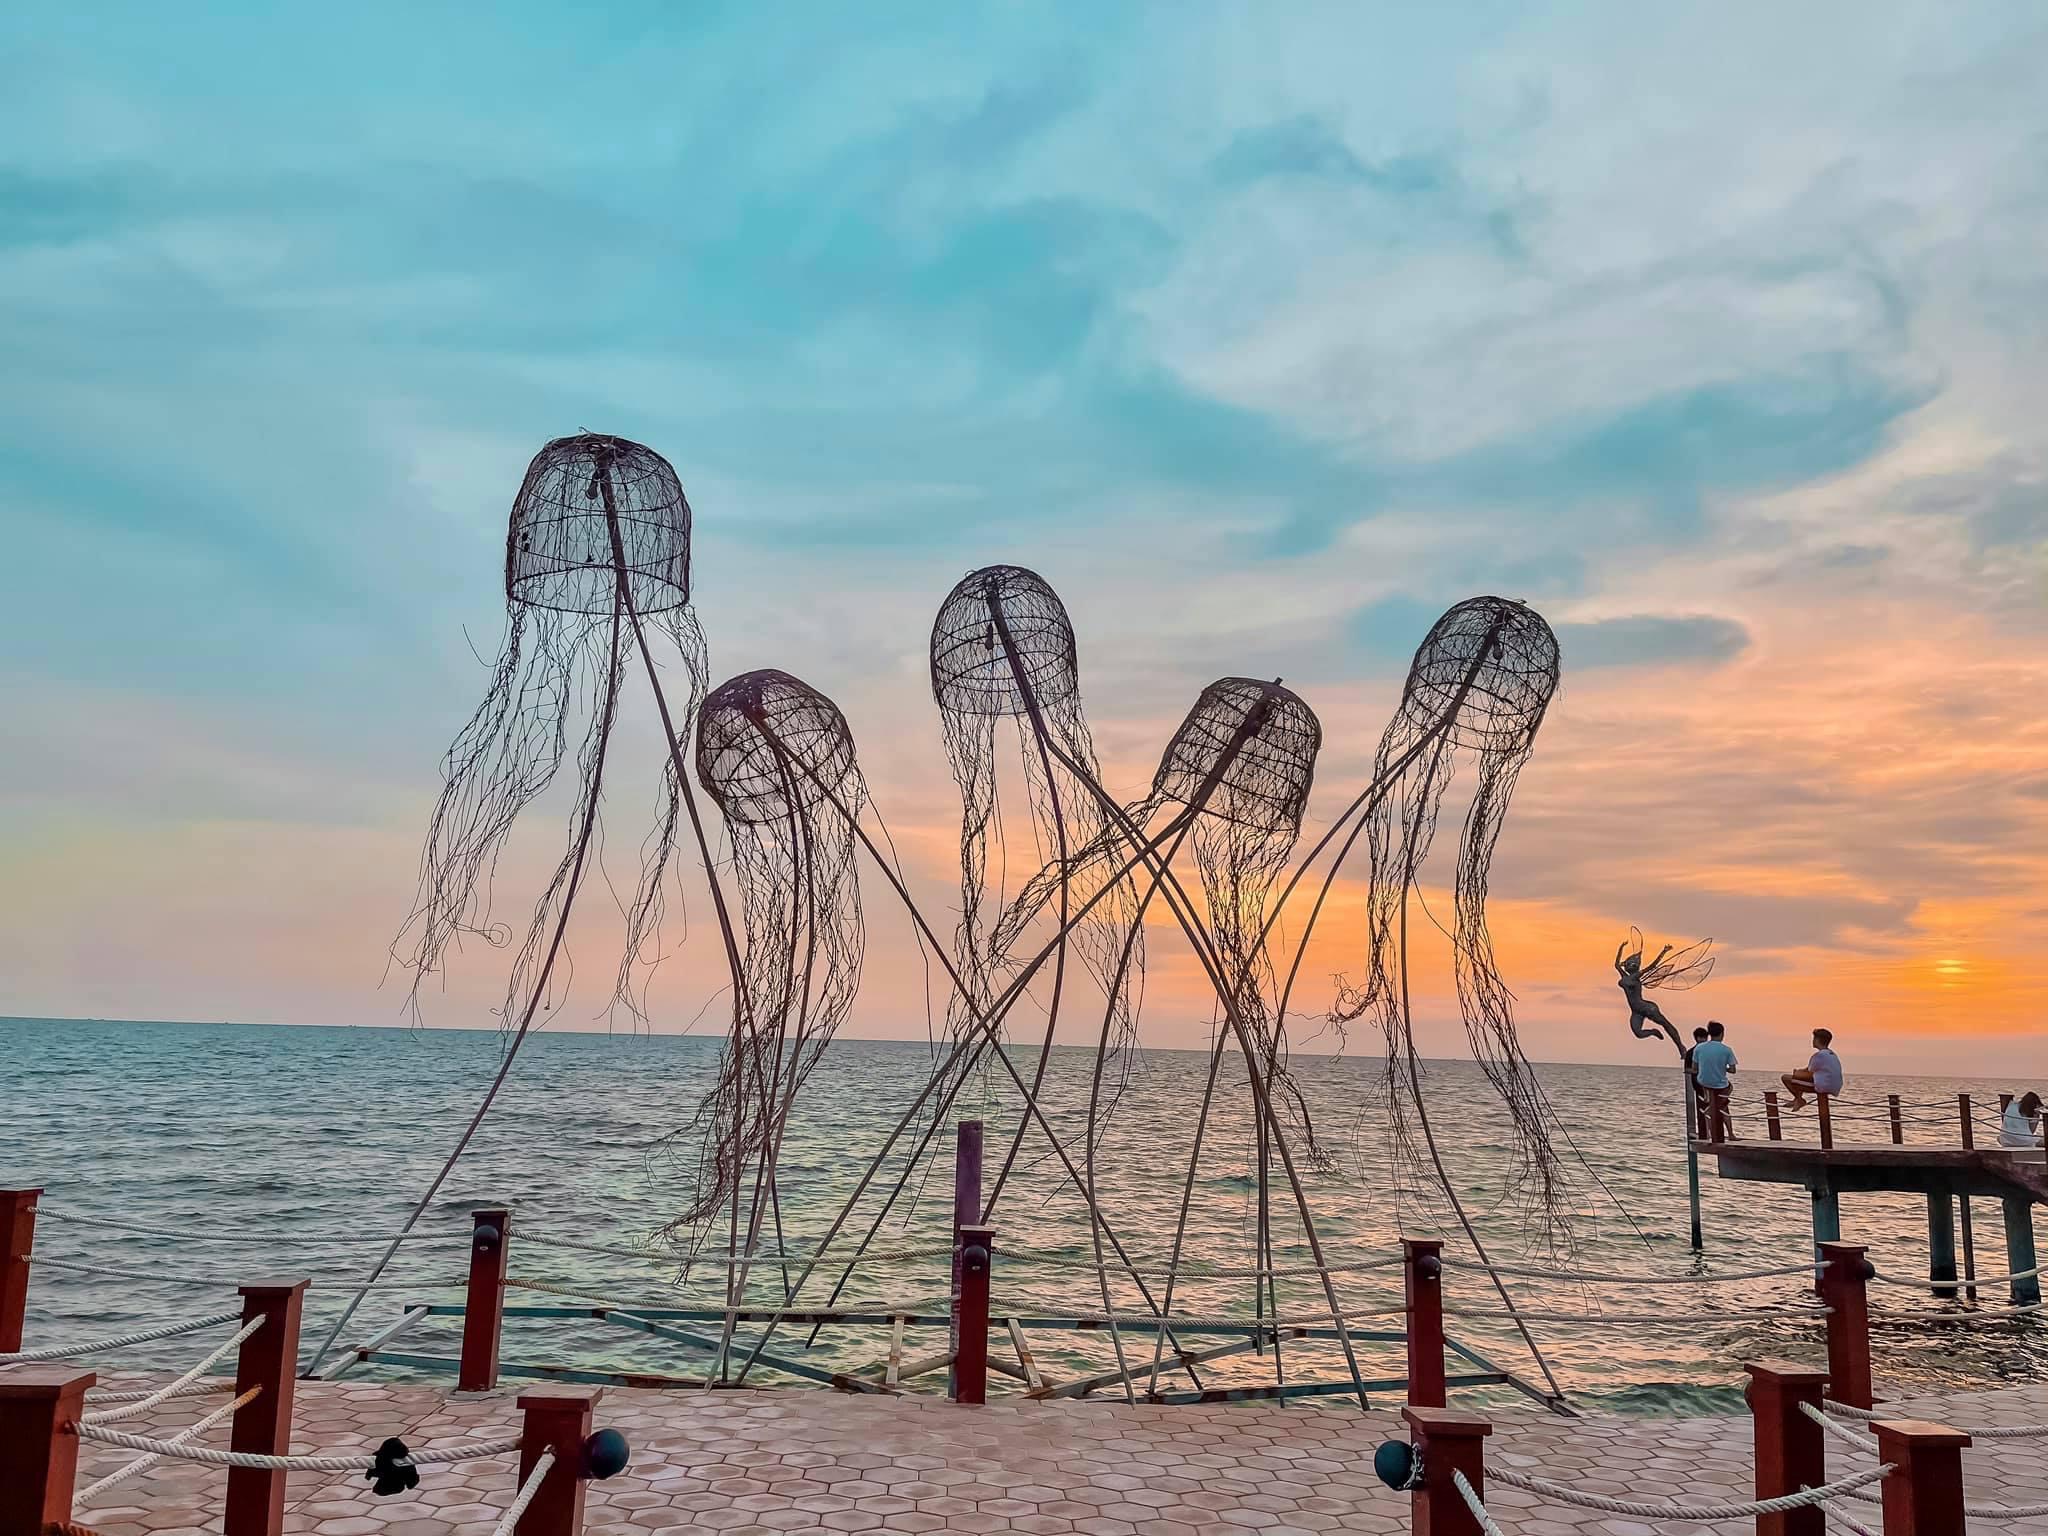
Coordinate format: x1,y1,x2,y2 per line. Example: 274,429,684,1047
473,1223,502,1253
1372,1439,1415,1490
962,1245,991,1276
583,1428,631,1480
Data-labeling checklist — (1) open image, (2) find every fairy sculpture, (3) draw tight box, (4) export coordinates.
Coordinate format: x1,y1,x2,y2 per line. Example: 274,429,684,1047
1616,929,1716,1049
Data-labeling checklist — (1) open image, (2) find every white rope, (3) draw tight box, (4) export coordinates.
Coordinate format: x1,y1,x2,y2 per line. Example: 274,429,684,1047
38,1208,469,1248
518,1230,952,1266
505,1274,949,1318
490,1448,556,1536
1445,1257,1823,1284
1486,1460,1894,1519
1802,1400,1881,1453
1001,1247,1407,1280
0,1307,243,1363
75,1387,261,1505
84,1314,264,1424
1825,1398,2048,1439
89,1379,235,1405
1451,1470,1507,1536
1872,1259,2048,1288
74,1422,523,1472
1815,1488,1881,1536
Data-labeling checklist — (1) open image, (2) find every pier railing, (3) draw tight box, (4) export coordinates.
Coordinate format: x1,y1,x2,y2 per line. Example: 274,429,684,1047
1712,1089,2045,1155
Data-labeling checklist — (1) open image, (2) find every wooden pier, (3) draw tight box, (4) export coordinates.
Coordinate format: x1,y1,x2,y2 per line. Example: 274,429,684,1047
1694,1090,2047,1303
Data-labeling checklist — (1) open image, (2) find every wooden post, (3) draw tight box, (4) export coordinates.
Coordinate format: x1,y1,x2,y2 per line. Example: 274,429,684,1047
460,1206,510,1392
949,1120,982,1400
1402,1237,1446,1408
1810,1181,1841,1295
0,1365,93,1536
1817,1094,1834,1151
515,1387,596,1536
1925,1195,1957,1299
1819,1241,1874,1411
1401,1406,1491,1536
224,1279,309,1536
1766,1092,1783,1142
2002,1197,2041,1306
0,1188,37,1353
1682,1064,1704,1251
953,1223,993,1407
1744,1361,1829,1536
1872,1419,1969,1536
1888,1094,1904,1145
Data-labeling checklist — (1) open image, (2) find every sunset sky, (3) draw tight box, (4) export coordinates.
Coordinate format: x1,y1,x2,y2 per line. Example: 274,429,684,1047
3,4,2045,1075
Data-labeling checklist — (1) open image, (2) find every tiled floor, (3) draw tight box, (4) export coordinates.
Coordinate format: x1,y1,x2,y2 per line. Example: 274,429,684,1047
49,1372,2048,1535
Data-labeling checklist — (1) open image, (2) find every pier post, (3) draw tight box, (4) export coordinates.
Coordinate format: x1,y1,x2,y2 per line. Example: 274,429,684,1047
1401,1406,1491,1536
1819,1241,1874,1410
1925,1194,1957,1299
953,1223,994,1406
1809,1180,1841,1294
2001,1198,2040,1306
1766,1092,1783,1142
1743,1361,1828,1536
225,1278,308,1536
1887,1095,1904,1145
0,1187,37,1353
1817,1095,1834,1151
460,1206,510,1392
949,1119,983,1400
0,1365,92,1536
1872,1419,1969,1536
1402,1238,1446,1408
515,1387,596,1536
1956,1098,1978,1302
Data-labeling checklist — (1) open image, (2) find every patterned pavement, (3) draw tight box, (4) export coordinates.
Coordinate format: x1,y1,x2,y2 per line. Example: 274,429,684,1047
44,1371,2048,1535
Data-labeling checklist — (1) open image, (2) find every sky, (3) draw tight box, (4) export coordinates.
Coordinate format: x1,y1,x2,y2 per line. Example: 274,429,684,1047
2,3,2046,1075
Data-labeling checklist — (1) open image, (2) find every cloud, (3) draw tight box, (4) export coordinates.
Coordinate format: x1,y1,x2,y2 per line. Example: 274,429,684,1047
1554,614,1751,669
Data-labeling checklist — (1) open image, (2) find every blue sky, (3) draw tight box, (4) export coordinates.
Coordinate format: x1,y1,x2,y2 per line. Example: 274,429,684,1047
3,3,2046,1070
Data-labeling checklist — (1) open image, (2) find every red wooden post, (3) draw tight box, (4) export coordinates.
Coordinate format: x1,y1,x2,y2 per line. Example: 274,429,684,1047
953,1223,994,1406
0,1188,38,1353
1766,1093,1783,1142
223,1278,308,1536
460,1206,510,1392
1888,1095,1904,1146
1401,1406,1491,1536
1817,1094,1834,1151
948,1122,982,1400
1958,1096,1973,1150
1872,1419,1969,1536
515,1387,596,1536
1403,1237,1446,1407
1744,1361,1829,1536
1819,1241,1874,1411
0,1365,93,1536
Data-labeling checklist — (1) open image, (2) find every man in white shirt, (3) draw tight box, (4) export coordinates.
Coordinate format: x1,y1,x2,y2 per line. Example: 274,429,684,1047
1782,1027,1843,1110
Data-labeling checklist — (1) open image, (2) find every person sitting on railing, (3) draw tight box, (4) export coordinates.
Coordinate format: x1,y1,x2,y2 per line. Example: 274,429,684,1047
1781,1027,1842,1111
1691,1022,1737,1141
1999,1091,2044,1148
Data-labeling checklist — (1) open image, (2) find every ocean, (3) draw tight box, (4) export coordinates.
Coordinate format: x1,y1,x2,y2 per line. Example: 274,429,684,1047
4,1016,2042,1415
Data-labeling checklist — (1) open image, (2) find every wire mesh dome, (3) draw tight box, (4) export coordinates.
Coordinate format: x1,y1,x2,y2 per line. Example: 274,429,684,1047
695,669,860,827
1153,677,1322,834
505,434,693,616
929,565,1081,717
1397,597,1559,753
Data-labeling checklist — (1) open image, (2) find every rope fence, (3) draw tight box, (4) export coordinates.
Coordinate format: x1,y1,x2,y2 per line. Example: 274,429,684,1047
76,1387,262,1506
0,1307,244,1364
82,1313,265,1424
1484,1460,1896,1521
490,1448,557,1536
73,1422,524,1474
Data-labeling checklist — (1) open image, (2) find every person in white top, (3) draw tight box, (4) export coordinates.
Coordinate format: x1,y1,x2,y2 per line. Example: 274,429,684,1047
1999,1091,2044,1148
1781,1027,1843,1110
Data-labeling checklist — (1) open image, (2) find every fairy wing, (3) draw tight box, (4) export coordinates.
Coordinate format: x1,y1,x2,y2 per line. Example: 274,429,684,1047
1642,938,1714,991
1620,926,1646,967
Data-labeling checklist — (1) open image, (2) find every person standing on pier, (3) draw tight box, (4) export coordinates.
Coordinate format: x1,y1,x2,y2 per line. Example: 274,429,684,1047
1690,1021,1737,1142
1684,1026,1709,1128
1782,1028,1843,1110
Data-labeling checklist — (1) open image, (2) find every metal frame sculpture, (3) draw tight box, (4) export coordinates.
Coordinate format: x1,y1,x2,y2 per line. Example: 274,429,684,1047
363,429,1593,1409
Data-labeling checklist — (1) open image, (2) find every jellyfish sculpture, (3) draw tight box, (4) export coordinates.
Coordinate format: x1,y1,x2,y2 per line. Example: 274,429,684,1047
309,433,735,1375
674,669,865,1277
927,566,1143,1178
1330,596,1564,1225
